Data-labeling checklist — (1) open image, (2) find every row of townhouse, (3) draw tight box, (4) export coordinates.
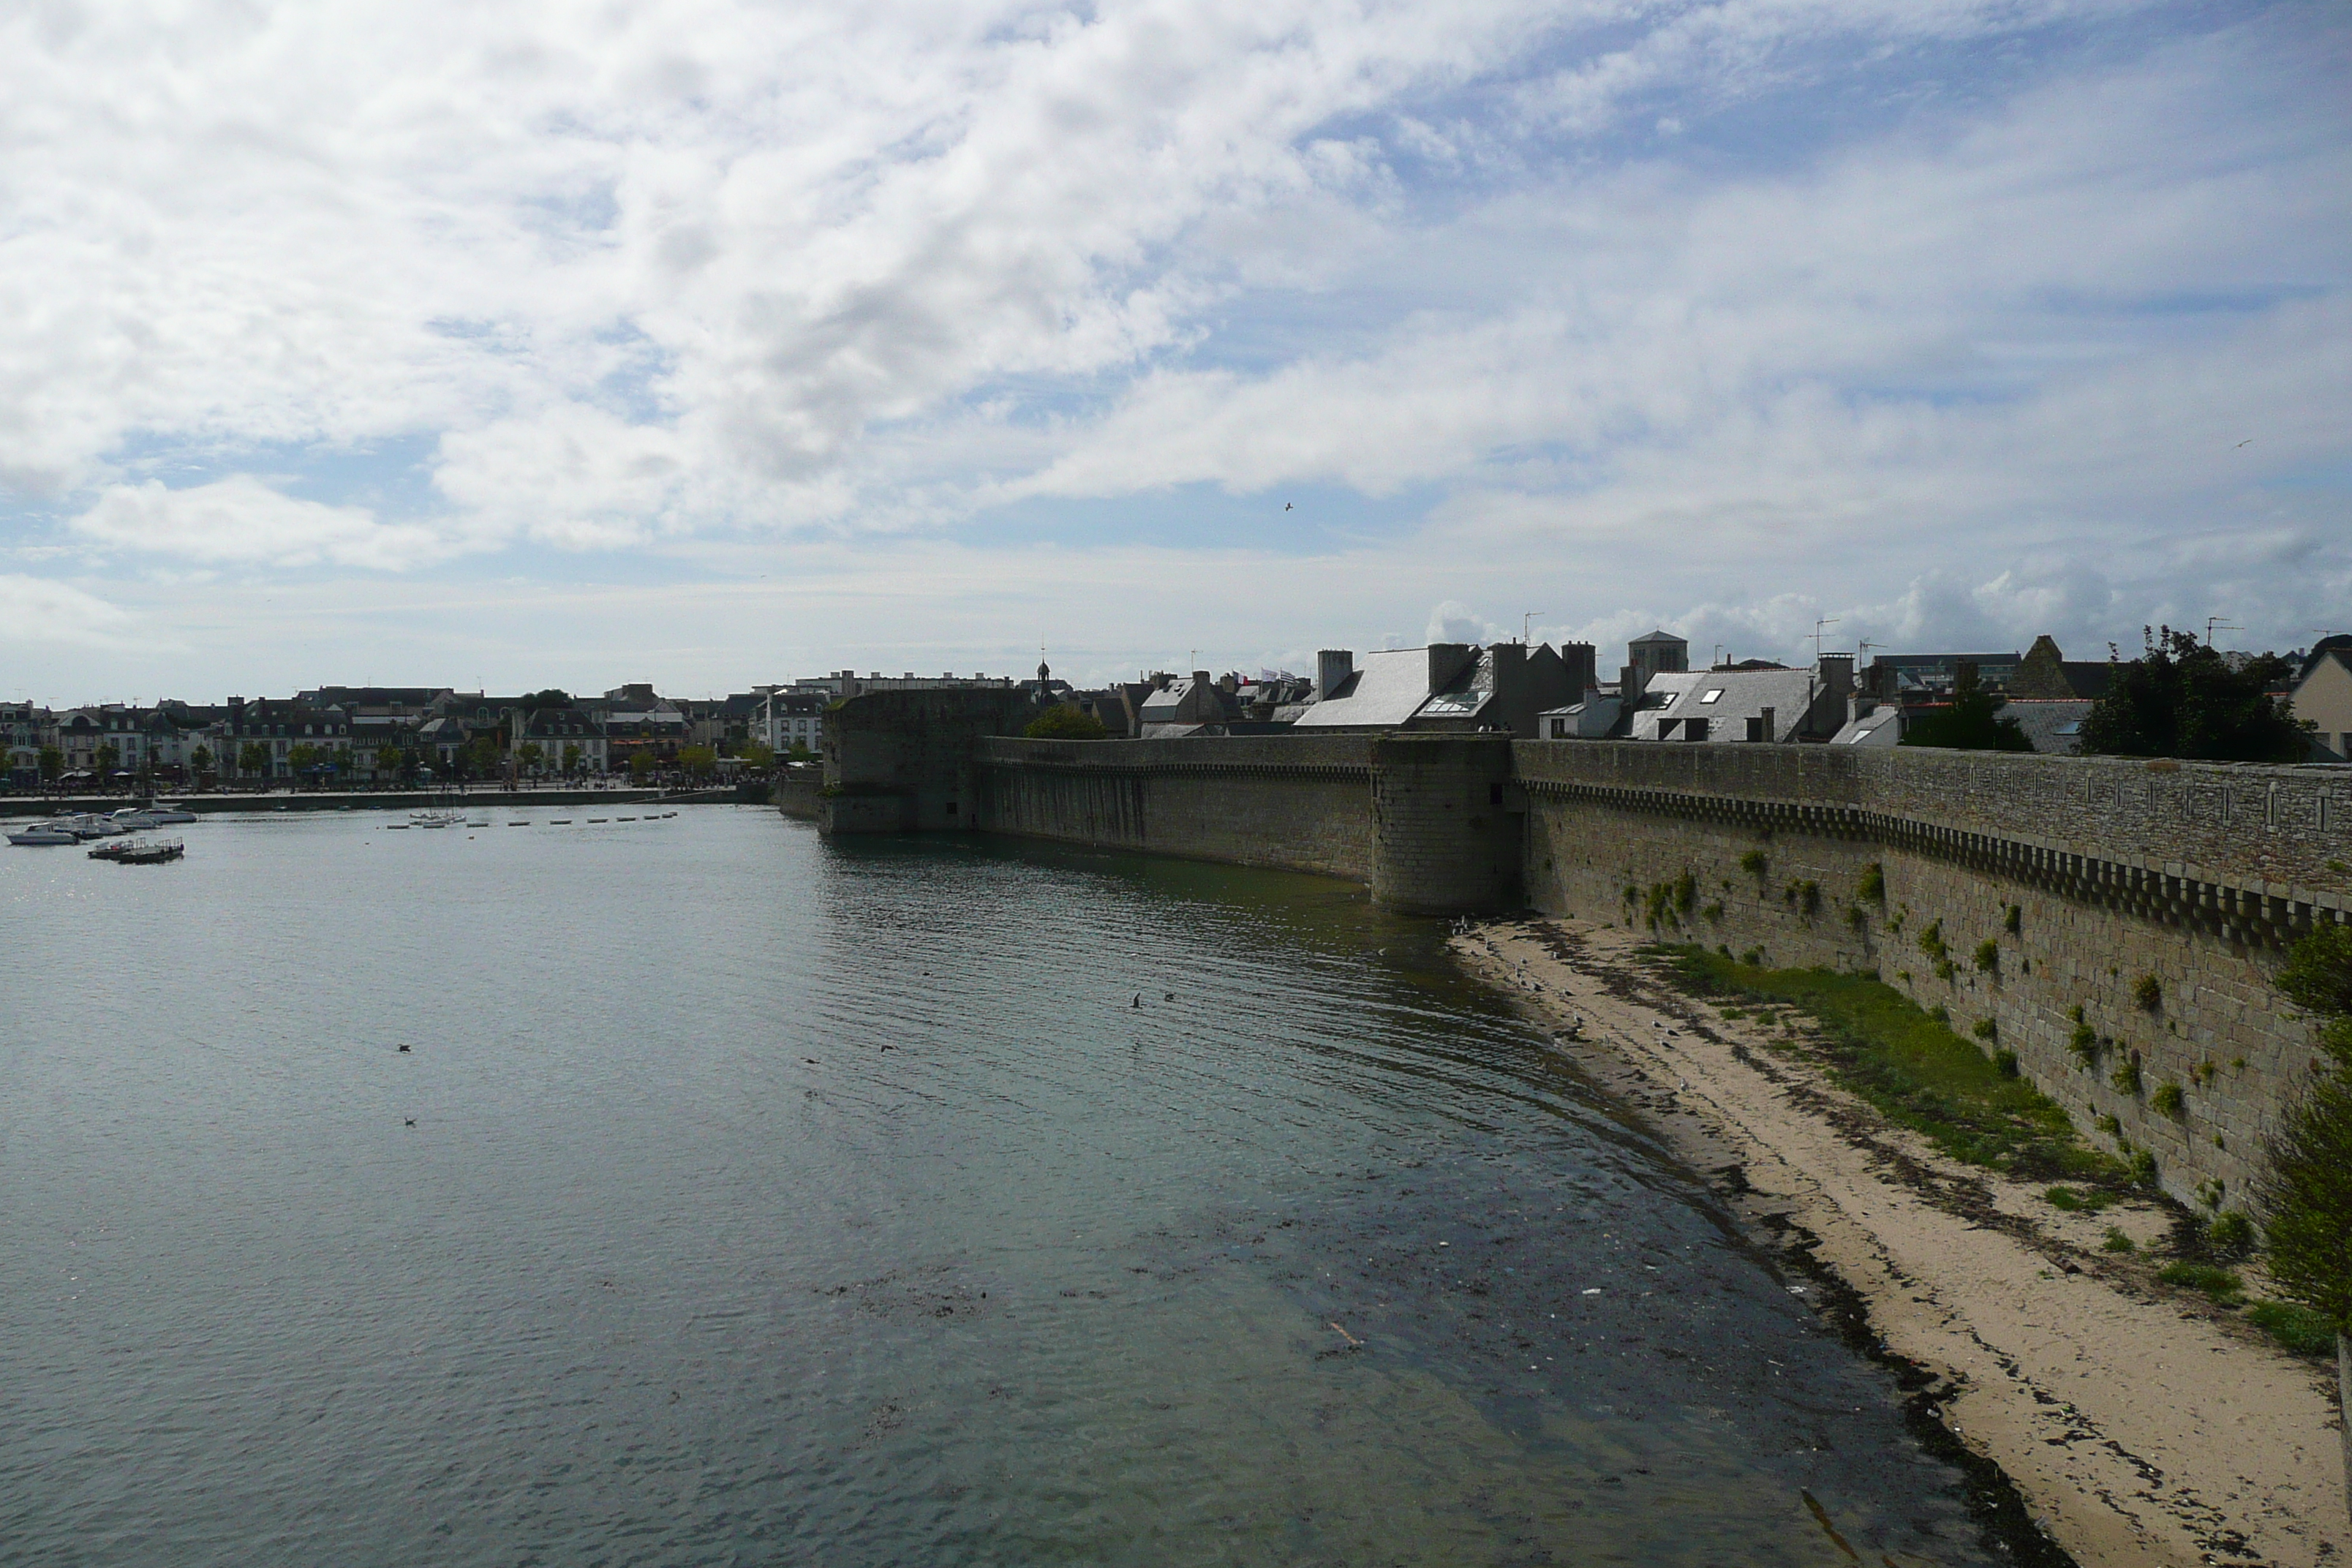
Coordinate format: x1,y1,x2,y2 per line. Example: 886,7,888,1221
4,683,712,786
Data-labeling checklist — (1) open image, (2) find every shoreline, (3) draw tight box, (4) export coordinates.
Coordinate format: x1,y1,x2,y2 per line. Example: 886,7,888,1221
1452,914,2345,1568
0,785,738,818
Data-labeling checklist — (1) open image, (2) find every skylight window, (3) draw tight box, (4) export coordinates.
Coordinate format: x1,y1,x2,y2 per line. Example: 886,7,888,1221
1699,689,1724,704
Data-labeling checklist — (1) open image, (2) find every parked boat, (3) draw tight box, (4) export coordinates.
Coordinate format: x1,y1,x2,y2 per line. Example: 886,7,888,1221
7,823,80,846
112,839,185,864
140,804,199,825
108,809,163,830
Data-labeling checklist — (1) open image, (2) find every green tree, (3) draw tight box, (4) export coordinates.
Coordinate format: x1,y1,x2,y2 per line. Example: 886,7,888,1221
518,742,544,774
375,744,405,780
189,745,213,778
521,688,572,709
1024,703,1109,741
739,739,774,770
560,742,581,775
286,743,320,778
2259,921,2352,1526
1899,664,2029,752
38,746,63,785
788,740,813,761
627,750,657,782
2079,625,2309,762
462,735,502,779
676,744,717,779
94,742,121,776
237,741,271,779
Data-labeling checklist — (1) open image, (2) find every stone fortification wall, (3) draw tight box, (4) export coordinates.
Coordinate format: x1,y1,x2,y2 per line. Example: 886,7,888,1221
821,688,1037,834
1514,740,2352,1210
1369,734,1522,913
975,733,1376,881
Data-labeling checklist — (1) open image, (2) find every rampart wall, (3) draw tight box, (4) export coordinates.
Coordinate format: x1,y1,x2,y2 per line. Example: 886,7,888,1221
1513,742,2352,1211
976,733,1376,881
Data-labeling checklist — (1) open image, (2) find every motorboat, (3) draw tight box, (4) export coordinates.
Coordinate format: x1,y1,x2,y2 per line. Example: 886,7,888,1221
7,823,80,846
109,808,163,830
147,805,197,823
111,839,184,864
59,814,125,839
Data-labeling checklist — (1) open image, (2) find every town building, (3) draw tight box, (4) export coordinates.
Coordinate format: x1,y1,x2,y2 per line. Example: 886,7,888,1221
2293,635,2352,761
1294,643,1583,739
2006,636,2114,701
760,690,829,757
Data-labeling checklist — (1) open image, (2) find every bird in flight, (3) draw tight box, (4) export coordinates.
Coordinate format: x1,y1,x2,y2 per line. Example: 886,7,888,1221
1284,502,1292,510
2235,439,2253,448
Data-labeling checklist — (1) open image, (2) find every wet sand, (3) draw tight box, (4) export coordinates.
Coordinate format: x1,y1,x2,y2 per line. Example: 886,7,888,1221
1453,916,2347,1568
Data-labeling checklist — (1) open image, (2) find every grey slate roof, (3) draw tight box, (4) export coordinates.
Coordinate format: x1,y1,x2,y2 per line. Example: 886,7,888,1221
2005,699,2095,755
1291,649,1439,728
1633,668,1820,742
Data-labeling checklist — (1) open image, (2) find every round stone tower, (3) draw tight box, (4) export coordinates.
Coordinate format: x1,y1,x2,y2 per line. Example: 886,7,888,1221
1370,732,1521,913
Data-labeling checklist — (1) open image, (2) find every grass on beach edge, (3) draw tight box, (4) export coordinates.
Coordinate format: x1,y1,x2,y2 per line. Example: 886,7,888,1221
1643,943,2336,1362
1647,944,2126,1184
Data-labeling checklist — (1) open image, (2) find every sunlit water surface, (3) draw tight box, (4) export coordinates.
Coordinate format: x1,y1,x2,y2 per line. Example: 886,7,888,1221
1,807,2012,1565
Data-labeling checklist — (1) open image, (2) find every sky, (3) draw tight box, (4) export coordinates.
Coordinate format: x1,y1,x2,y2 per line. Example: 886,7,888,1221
1,0,2346,702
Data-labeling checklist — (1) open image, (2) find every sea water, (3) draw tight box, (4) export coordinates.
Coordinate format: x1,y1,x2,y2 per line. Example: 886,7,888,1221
0,807,2018,1564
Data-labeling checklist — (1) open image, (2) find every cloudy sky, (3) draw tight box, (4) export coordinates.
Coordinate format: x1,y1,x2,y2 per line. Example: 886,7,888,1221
1,0,2345,701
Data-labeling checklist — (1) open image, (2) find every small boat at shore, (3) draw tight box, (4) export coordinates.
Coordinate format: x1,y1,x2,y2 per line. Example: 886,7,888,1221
7,823,80,846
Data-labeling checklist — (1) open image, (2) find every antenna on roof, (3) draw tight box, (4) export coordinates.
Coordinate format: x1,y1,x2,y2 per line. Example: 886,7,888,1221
1523,611,1543,645
2204,617,2240,647
1809,617,1842,661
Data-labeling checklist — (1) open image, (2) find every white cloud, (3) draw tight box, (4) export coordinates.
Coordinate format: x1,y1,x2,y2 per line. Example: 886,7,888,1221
0,0,2342,692
0,574,143,649
71,477,451,570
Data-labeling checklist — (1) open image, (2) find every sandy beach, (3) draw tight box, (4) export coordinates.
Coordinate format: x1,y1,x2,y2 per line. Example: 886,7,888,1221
1452,916,2347,1568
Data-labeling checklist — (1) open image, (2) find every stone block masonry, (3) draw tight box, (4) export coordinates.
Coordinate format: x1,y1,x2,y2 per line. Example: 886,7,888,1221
976,732,1376,881
823,690,2352,1206
1513,740,2352,1209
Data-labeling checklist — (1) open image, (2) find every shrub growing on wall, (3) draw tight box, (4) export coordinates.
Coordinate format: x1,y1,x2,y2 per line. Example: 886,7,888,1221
2257,921,2352,1527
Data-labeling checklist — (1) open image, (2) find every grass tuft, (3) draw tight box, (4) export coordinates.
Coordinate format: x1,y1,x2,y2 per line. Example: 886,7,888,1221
2247,1300,2339,1358
2157,1261,2244,1303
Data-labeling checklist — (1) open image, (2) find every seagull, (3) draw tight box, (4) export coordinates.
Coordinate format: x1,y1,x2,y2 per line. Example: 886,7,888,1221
2235,439,2253,448
1284,502,1292,510
396,1044,410,1053
404,1117,415,1126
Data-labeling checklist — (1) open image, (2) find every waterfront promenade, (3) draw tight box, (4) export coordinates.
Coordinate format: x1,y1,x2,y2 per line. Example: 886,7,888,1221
0,785,744,818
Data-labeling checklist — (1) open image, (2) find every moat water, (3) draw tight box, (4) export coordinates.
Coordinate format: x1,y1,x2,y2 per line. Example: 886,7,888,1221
2,807,2019,1564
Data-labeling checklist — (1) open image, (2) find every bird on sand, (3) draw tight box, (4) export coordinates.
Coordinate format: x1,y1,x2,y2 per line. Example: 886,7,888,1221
1132,993,1142,1007
404,1117,415,1126
396,1043,410,1053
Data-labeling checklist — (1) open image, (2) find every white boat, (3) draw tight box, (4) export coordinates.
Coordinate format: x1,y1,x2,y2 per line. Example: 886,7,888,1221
109,808,162,830
61,814,125,839
7,823,79,845
146,804,199,824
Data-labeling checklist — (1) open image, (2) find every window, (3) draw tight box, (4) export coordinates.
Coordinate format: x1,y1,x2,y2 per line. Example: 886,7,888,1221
1699,689,1724,704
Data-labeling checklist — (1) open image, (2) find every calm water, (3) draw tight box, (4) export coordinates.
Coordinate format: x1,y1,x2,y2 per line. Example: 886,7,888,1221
2,807,2013,1566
